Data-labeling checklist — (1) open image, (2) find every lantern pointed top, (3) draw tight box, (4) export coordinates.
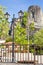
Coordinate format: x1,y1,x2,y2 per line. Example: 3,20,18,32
18,10,24,14
4,12,10,20
5,12,10,16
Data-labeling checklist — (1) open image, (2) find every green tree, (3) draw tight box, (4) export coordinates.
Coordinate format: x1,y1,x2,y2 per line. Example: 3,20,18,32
29,22,35,44
29,29,43,54
22,12,28,27
0,6,9,40
14,12,34,45
33,29,43,45
29,22,34,31
14,22,28,45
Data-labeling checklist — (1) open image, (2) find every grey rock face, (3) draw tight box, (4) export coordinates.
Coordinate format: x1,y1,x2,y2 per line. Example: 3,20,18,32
28,5,43,29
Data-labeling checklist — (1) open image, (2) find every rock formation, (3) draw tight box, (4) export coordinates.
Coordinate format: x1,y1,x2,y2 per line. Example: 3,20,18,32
28,5,43,29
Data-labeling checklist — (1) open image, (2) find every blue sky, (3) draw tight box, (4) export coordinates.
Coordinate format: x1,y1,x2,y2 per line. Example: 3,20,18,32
0,0,43,20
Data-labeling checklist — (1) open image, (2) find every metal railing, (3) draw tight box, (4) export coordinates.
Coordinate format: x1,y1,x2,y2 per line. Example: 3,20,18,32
0,44,43,65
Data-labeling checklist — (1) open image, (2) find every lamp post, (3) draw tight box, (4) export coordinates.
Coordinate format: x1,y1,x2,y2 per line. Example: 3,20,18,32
18,10,24,25
5,12,15,62
11,14,15,62
9,14,15,62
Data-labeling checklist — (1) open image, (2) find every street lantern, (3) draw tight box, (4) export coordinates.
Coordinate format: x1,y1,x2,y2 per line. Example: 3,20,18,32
4,12,10,20
18,10,24,26
18,10,24,18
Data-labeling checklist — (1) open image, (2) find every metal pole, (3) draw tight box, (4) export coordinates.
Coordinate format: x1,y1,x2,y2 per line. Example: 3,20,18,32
20,16,22,26
12,24,14,62
34,46,36,65
12,14,15,62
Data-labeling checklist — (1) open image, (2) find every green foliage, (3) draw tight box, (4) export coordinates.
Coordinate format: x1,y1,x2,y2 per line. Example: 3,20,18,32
14,22,28,45
29,22,35,44
13,12,27,44
33,29,43,45
29,47,34,53
6,36,12,42
22,12,28,27
29,22,34,31
22,12,35,44
29,39,33,44
0,6,9,40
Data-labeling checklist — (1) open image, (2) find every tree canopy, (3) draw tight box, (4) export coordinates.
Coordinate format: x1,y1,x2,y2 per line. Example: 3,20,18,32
0,6,9,40
14,22,28,45
33,29,43,45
